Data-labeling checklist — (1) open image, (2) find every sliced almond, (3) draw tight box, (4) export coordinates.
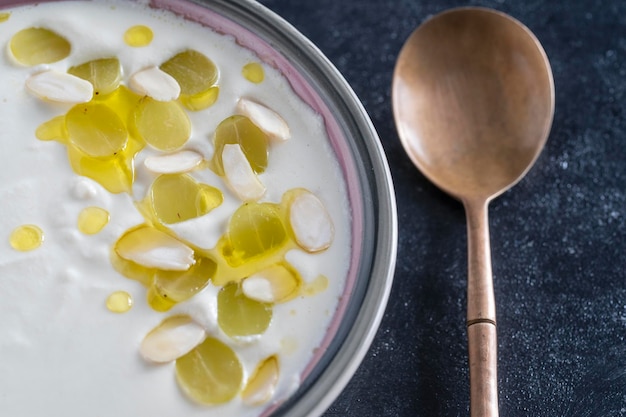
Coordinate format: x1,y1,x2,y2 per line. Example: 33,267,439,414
140,315,206,363
289,191,334,252
129,66,181,102
237,98,290,142
26,70,93,103
242,264,301,303
242,276,274,303
115,225,195,270
144,150,203,174
241,355,279,406
222,143,265,201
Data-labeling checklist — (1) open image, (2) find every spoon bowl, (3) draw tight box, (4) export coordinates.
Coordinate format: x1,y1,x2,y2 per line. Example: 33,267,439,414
392,7,554,417
394,7,554,202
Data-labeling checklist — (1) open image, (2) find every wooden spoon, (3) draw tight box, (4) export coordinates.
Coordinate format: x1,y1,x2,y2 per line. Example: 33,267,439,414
392,7,554,416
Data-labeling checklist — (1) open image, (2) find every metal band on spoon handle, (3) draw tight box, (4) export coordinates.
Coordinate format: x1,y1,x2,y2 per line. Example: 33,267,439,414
465,199,498,417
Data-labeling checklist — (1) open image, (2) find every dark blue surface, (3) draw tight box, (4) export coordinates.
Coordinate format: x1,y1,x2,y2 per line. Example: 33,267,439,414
259,1,626,416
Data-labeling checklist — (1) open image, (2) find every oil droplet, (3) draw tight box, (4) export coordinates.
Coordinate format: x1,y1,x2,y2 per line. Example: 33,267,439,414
106,291,133,313
77,206,110,234
302,274,329,296
180,86,219,111
124,25,153,47
242,62,265,84
35,115,65,142
0,12,10,23
9,224,44,251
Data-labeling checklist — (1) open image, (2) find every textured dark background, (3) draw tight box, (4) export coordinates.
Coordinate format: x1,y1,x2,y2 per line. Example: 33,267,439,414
258,1,626,416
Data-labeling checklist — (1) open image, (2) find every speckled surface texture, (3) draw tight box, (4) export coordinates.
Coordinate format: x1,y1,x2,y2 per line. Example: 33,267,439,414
258,1,626,416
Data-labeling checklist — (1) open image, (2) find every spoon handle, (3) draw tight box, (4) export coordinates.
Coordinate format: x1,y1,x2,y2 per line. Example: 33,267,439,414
465,199,499,417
